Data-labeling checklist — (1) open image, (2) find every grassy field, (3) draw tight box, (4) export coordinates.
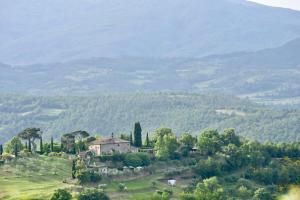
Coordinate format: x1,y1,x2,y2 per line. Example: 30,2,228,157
0,156,185,200
0,155,72,200
105,173,185,200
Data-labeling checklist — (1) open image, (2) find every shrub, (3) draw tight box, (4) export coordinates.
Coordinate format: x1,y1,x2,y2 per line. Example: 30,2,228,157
111,152,125,162
152,181,157,188
237,178,254,189
77,170,102,184
78,189,110,200
50,189,72,200
179,193,197,200
124,154,142,167
253,188,273,200
192,157,221,178
136,153,151,166
118,183,126,191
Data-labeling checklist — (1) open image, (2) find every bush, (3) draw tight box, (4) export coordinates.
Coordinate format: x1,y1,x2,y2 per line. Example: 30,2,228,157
78,189,110,200
118,183,126,191
124,154,143,167
193,157,221,178
111,152,125,162
253,188,274,200
77,170,102,184
50,189,72,200
237,178,254,189
136,153,151,166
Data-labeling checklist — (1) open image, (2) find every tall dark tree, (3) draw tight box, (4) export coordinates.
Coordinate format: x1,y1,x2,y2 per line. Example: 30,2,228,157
14,143,18,158
40,137,43,154
133,122,142,147
28,140,31,152
0,144,3,155
51,136,54,152
145,132,150,147
25,142,28,150
72,159,76,179
130,132,133,145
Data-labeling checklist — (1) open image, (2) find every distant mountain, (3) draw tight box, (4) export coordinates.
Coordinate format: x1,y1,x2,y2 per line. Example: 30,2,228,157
0,38,299,103
1,0,300,64
205,38,300,69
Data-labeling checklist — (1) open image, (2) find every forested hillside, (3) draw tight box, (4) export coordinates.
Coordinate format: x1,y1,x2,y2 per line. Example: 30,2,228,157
0,93,299,143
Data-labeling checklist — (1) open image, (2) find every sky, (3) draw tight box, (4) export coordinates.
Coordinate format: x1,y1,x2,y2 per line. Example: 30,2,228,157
249,0,300,11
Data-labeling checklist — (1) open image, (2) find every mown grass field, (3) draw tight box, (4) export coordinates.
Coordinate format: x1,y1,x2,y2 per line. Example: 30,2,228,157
0,156,185,200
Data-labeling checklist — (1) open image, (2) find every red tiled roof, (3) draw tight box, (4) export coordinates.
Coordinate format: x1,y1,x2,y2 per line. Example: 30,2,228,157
89,137,130,145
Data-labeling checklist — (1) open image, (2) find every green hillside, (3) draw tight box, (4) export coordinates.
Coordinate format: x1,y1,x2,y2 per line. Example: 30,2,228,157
0,93,299,143
0,155,71,200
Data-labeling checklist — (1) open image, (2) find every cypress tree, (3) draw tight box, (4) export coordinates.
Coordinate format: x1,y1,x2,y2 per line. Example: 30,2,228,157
72,159,76,179
130,132,133,145
28,138,31,152
145,132,150,147
0,144,3,155
25,142,28,150
133,122,142,147
51,136,54,152
14,143,18,158
40,137,43,154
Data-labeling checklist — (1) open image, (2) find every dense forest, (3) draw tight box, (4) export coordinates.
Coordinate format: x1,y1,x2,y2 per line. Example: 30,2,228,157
0,93,299,143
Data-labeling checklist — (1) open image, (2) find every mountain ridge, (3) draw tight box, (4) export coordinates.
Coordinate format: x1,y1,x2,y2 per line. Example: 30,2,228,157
1,0,300,64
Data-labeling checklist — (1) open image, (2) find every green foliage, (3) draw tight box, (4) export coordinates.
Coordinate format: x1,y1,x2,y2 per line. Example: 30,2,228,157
253,188,273,200
154,128,179,160
77,170,102,184
117,183,126,191
17,127,41,152
51,136,54,152
136,152,151,166
133,122,142,147
78,189,109,200
124,153,143,167
193,157,222,178
145,132,150,147
1,93,300,144
39,137,43,154
4,136,23,154
194,177,227,200
180,133,197,149
222,128,241,146
197,129,222,156
71,159,76,179
50,189,72,200
180,133,197,156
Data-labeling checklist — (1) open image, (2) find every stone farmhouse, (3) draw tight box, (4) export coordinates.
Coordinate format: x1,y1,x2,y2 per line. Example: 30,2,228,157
89,135,138,155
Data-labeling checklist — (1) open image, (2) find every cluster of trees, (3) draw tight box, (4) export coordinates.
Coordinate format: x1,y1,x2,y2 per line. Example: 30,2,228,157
0,128,95,160
1,93,300,144
71,158,102,184
51,188,109,200
174,128,300,200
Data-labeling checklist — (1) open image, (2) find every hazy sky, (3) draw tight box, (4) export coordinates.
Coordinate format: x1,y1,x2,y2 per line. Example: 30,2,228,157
249,0,300,11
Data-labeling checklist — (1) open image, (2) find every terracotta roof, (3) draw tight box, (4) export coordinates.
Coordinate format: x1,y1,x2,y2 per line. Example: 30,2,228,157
89,137,130,145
